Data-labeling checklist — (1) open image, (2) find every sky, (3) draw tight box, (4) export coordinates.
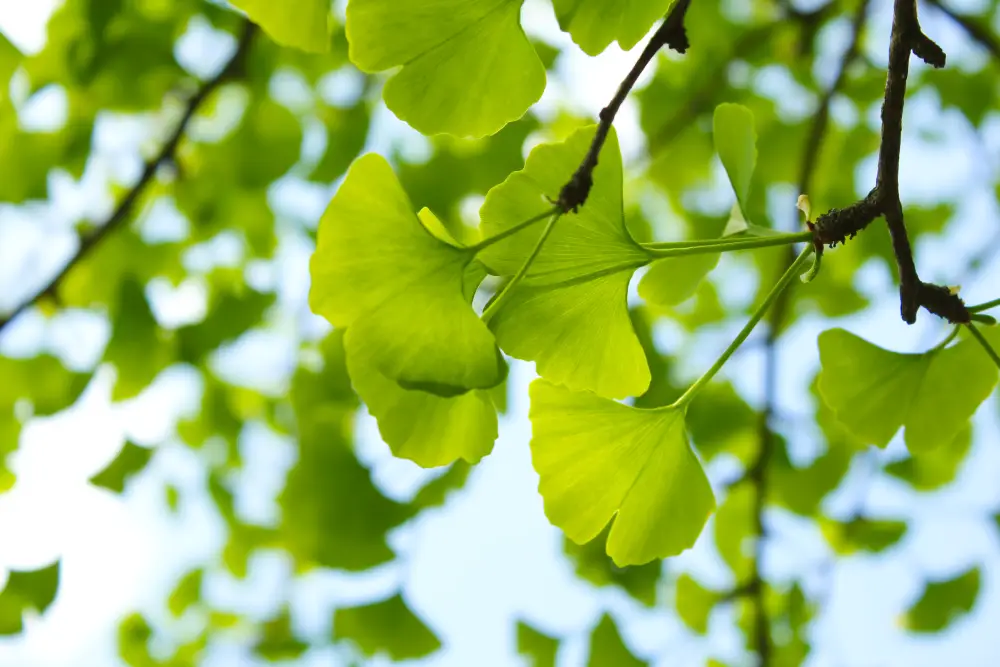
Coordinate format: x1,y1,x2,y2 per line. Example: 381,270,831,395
1,1,1000,666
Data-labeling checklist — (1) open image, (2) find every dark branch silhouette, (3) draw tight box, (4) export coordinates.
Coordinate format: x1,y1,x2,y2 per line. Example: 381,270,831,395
0,20,257,335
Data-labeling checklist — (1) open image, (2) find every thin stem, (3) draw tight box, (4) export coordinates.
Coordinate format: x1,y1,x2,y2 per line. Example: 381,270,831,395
668,246,814,410
643,232,812,259
969,297,1000,313
481,214,562,322
467,207,560,254
965,323,1000,369
641,231,811,250
931,325,961,352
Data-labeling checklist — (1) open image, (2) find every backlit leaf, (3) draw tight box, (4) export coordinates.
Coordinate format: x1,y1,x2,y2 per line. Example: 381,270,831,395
529,379,714,566
253,608,307,661
479,127,652,399
345,0,545,137
817,329,998,453
517,620,559,667
89,442,154,493
713,103,757,214
0,562,60,635
903,567,980,633
309,153,505,396
820,517,906,555
587,613,646,667
563,524,661,606
551,0,674,55
232,0,331,52
333,593,441,660
675,573,719,634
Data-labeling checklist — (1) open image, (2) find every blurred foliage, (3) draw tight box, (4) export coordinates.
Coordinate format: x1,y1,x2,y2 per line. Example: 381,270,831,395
1,0,999,665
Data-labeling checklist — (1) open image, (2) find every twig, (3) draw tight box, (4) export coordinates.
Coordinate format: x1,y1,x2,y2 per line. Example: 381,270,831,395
926,0,1000,61
0,21,257,335
744,3,870,664
557,0,692,212
809,0,967,324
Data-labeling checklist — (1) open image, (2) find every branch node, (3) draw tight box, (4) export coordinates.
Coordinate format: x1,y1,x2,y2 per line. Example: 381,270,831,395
910,30,947,67
811,193,881,247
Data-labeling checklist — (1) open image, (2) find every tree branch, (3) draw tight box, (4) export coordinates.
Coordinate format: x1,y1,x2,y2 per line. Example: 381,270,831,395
927,0,1000,61
0,20,256,335
557,0,692,212
810,0,967,324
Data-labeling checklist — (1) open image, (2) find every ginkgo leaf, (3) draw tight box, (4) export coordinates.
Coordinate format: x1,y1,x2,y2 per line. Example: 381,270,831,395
104,279,173,401
345,335,499,468
638,216,727,308
479,126,652,399
517,620,559,667
903,567,980,633
675,573,719,635
587,613,646,667
820,517,907,555
713,103,757,215
0,561,60,635
529,379,715,566
345,0,545,138
333,593,441,660
89,441,154,493
551,0,674,56
168,569,203,617
232,0,331,53
817,329,998,453
309,153,505,396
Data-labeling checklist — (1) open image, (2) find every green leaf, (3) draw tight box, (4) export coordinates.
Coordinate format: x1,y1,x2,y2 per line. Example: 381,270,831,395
167,569,203,617
89,442,154,493
516,620,559,667
529,379,715,566
345,0,545,138
714,484,753,580
903,567,980,633
563,524,661,606
118,613,153,667
280,414,412,571
551,0,673,55
587,613,646,667
0,561,60,635
333,593,441,660
638,215,728,309
0,31,22,103
675,573,719,634
345,336,499,467
713,103,757,214
310,153,504,396
253,608,308,661
479,126,652,399
885,426,972,491
817,329,998,453
232,0,331,52
104,279,172,401
820,517,907,555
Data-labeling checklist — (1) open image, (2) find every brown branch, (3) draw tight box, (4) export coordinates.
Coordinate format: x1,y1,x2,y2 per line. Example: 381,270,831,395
930,0,1000,61
810,0,967,324
558,0,692,212
0,20,256,335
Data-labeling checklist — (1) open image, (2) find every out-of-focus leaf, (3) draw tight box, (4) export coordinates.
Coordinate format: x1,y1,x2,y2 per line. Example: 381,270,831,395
333,593,441,660
0,562,60,635
587,613,646,667
89,442,154,493
104,279,173,401
118,613,154,667
563,524,661,606
233,0,331,52
885,426,972,491
675,574,719,634
820,517,906,555
714,484,754,581
167,569,203,617
903,567,980,633
516,620,559,667
253,608,308,661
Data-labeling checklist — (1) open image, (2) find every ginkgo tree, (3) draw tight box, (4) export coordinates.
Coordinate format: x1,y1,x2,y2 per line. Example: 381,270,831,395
3,0,1000,664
